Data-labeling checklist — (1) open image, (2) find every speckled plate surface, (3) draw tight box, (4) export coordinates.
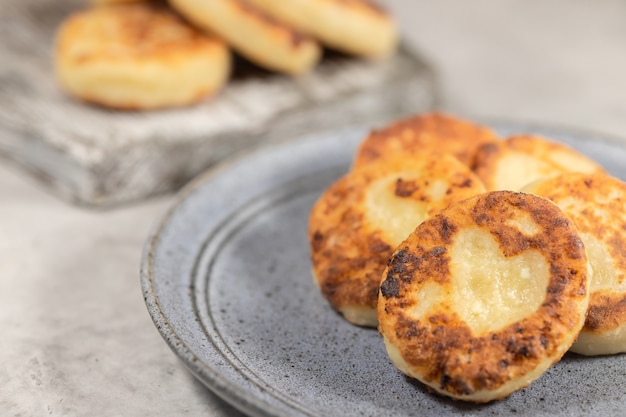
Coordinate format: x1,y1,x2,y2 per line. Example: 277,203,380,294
141,123,626,417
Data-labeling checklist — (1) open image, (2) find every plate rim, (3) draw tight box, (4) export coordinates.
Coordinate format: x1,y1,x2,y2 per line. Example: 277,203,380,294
140,125,365,417
140,120,626,417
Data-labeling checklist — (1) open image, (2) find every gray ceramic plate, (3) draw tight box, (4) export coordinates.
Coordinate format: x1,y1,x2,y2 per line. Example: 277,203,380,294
141,123,626,417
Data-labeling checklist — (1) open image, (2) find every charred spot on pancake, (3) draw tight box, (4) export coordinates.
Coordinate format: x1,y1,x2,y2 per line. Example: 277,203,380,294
585,293,626,332
436,217,457,243
380,273,400,298
394,178,419,197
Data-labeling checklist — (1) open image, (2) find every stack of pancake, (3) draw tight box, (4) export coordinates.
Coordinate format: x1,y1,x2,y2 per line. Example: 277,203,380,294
54,0,398,110
308,112,626,402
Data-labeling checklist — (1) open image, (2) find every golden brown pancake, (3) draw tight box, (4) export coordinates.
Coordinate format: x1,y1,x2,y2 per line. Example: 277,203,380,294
473,134,605,191
168,0,321,74
55,2,230,109
378,191,590,402
308,152,486,327
523,173,626,355
245,0,398,58
353,113,500,169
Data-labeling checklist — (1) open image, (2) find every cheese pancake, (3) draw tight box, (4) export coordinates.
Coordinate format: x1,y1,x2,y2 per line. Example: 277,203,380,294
245,0,397,58
308,153,486,327
353,113,500,169
378,191,590,402
55,2,230,109
473,134,604,191
523,173,626,355
169,0,321,74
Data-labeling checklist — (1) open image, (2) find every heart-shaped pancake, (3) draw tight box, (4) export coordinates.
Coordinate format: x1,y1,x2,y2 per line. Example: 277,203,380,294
378,191,590,402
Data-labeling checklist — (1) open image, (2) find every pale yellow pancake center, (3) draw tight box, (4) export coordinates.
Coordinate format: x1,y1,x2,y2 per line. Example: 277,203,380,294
450,226,550,335
365,174,429,247
583,233,623,292
494,154,554,190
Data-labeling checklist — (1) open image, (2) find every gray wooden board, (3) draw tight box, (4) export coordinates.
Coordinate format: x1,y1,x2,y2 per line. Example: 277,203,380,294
0,0,436,207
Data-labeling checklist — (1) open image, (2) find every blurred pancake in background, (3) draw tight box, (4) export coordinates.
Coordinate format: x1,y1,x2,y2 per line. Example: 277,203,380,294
55,1,230,109
168,0,321,74
245,0,398,58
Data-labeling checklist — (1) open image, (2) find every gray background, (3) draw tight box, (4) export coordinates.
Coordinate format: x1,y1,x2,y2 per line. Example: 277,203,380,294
2,1,626,416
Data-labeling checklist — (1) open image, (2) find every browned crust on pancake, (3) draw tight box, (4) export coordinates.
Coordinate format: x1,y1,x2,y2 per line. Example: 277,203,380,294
309,175,391,313
55,2,229,109
57,3,223,62
476,134,565,158
308,153,486,321
531,174,626,287
378,191,588,399
527,173,626,333
472,134,605,190
354,112,500,168
586,291,626,332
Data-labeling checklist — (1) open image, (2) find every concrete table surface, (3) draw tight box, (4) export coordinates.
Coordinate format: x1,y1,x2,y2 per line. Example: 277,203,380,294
2,1,626,416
